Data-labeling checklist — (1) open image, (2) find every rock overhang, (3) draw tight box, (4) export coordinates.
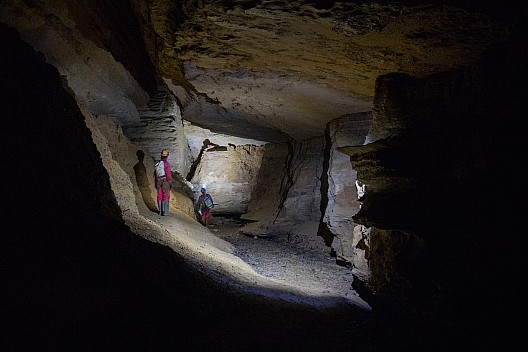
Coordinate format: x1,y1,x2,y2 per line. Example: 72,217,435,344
0,1,512,143
163,1,511,141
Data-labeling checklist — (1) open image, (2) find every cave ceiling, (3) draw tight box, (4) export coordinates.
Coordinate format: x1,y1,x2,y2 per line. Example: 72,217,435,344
0,0,511,143
159,1,510,141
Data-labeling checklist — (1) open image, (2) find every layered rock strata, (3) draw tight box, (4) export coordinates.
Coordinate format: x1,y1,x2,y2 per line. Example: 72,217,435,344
319,112,372,266
122,86,193,177
190,143,266,214
0,0,151,126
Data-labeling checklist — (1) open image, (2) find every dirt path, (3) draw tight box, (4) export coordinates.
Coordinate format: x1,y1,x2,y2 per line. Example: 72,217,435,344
134,203,367,308
208,215,359,301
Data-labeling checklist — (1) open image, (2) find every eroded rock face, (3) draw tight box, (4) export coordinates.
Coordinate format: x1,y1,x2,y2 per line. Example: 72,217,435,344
86,114,197,218
242,142,291,224
122,87,194,177
351,225,371,282
321,112,372,265
341,39,527,317
179,66,371,141
164,1,510,140
190,143,266,214
274,137,325,224
242,136,327,232
0,23,121,221
0,0,151,126
85,115,142,216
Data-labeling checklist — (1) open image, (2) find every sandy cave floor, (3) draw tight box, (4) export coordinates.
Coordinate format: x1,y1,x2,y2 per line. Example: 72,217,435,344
208,215,357,299
138,204,361,306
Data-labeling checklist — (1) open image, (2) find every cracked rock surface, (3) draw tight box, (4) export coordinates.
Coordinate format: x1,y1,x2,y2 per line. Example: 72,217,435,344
165,1,509,140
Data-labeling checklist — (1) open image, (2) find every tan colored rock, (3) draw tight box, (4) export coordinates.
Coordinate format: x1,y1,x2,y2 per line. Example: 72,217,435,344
84,114,141,216
0,0,149,126
275,137,325,224
191,143,265,214
123,88,193,178
323,113,371,263
85,114,195,219
351,225,371,281
162,3,509,141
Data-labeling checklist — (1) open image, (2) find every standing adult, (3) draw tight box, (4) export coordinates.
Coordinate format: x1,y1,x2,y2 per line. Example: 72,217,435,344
154,149,172,216
197,187,213,226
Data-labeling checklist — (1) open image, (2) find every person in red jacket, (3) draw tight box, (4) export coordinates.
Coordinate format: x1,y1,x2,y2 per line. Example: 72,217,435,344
197,187,213,226
153,149,172,216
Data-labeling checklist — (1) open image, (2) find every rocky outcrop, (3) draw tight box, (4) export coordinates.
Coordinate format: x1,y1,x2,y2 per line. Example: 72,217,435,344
122,86,194,177
241,142,291,225
338,40,527,341
85,115,142,216
319,112,372,266
241,113,374,263
165,1,509,141
0,23,121,221
0,0,151,126
86,114,196,218
234,135,326,260
274,137,325,224
350,225,371,281
242,137,326,230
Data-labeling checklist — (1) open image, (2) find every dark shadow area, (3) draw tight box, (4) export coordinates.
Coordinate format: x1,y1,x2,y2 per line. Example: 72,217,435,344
133,149,158,213
213,212,257,224
348,35,527,352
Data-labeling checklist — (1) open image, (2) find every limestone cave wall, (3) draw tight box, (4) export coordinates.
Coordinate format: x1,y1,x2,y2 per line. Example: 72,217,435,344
341,38,526,345
242,136,331,235
242,142,292,225
273,137,325,225
356,39,525,230
190,143,266,214
319,112,372,265
0,0,154,127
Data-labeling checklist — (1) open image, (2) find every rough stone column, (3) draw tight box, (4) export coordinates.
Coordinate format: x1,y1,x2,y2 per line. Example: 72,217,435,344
321,112,372,265
242,142,290,225
274,137,325,224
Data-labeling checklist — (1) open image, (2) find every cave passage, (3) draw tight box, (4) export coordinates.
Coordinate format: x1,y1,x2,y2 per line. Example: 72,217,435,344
3,1,526,350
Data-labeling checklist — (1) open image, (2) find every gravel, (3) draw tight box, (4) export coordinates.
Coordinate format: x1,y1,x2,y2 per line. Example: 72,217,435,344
209,215,358,300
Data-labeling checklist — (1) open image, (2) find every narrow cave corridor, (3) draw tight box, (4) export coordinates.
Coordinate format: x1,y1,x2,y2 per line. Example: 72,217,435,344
2,1,526,351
